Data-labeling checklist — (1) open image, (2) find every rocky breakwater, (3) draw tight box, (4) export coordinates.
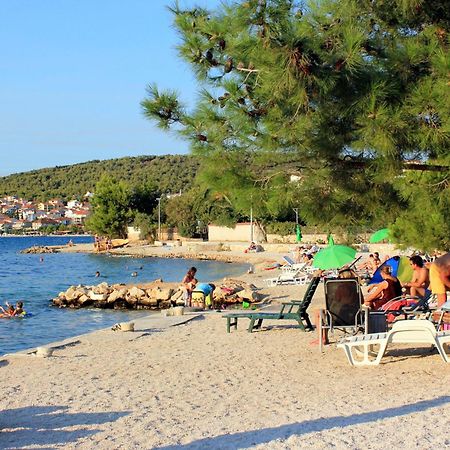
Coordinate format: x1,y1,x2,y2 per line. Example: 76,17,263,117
52,278,262,310
21,245,59,254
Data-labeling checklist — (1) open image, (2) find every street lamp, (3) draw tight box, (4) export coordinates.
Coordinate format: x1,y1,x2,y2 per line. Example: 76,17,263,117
156,197,161,241
250,195,254,243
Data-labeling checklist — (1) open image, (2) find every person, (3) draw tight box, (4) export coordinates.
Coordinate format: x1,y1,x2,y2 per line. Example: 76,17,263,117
94,234,100,252
181,267,197,307
0,302,15,317
244,242,257,253
428,252,450,307
294,245,303,263
194,283,216,309
357,254,377,274
364,265,401,309
95,271,101,278
373,252,381,266
403,255,430,299
67,239,74,247
12,301,25,316
302,253,314,266
0,301,25,317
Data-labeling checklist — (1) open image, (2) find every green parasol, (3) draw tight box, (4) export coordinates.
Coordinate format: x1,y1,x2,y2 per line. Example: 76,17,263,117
296,224,302,243
313,245,356,270
369,228,391,243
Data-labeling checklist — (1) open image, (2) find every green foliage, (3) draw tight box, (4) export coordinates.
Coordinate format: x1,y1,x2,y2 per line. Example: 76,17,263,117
142,0,449,249
390,166,450,251
85,175,132,238
266,221,297,236
133,212,156,241
0,155,199,201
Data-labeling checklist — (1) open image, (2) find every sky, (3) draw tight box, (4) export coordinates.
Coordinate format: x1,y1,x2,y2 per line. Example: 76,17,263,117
0,0,220,176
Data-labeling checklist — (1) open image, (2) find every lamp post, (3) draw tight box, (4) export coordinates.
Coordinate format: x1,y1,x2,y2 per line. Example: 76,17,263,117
293,208,299,226
156,197,161,241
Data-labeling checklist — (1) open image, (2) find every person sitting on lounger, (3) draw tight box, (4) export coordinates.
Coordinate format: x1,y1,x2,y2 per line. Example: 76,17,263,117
364,265,401,309
403,255,430,299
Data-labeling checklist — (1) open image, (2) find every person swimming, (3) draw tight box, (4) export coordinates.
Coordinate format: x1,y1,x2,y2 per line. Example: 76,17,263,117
0,301,26,318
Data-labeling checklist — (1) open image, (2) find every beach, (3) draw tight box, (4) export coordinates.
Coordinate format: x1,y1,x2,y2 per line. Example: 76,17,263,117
1,243,449,449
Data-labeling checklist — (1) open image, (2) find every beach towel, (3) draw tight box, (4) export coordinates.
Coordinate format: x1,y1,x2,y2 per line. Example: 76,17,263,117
380,298,418,323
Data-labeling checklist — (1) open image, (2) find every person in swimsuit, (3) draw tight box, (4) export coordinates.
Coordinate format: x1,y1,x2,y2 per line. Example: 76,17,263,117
365,265,401,309
181,267,197,307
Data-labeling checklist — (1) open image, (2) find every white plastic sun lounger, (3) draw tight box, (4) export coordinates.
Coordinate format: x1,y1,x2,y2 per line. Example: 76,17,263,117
338,319,450,366
264,271,309,287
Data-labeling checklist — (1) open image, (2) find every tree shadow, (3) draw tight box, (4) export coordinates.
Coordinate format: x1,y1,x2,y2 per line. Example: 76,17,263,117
0,405,129,449
155,396,450,450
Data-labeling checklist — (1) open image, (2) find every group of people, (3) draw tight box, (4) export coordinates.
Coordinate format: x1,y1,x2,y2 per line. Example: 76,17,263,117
357,252,383,275
181,267,216,309
294,244,320,263
0,301,25,318
94,235,113,252
363,252,450,311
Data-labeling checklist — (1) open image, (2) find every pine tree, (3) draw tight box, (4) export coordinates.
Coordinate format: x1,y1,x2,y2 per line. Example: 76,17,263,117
142,0,449,249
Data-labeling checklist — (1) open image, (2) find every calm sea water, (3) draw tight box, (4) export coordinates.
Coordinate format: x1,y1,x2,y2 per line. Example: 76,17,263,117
0,236,246,355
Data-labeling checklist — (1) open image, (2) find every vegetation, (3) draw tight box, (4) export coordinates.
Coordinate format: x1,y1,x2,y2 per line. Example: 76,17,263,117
142,0,449,251
0,155,199,201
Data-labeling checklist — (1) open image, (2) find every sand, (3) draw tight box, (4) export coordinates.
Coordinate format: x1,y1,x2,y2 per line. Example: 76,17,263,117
1,244,449,449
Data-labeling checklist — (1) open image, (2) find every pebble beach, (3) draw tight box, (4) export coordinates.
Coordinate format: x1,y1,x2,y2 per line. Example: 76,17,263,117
1,242,449,449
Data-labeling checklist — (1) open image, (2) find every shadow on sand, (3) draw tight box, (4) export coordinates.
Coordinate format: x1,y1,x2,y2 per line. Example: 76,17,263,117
0,405,129,449
156,396,450,449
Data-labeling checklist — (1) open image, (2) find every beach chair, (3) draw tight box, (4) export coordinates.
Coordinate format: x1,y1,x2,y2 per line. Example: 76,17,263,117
338,319,450,366
224,276,320,333
318,279,366,352
281,256,306,273
380,291,433,322
264,270,309,287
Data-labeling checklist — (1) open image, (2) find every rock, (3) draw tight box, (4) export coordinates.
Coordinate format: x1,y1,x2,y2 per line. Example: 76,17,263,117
127,286,146,300
159,300,172,309
107,288,127,303
93,282,110,294
78,294,92,306
237,289,262,302
140,296,158,307
65,287,81,301
126,297,139,305
150,287,174,301
88,291,108,301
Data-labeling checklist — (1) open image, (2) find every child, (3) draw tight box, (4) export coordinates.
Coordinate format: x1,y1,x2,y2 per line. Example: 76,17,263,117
0,301,25,317
0,302,15,317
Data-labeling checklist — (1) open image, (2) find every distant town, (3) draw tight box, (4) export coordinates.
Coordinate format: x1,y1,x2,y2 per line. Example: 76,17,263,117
0,194,92,234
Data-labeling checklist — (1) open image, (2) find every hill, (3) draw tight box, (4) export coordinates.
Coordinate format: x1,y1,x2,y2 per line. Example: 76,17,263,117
0,155,200,201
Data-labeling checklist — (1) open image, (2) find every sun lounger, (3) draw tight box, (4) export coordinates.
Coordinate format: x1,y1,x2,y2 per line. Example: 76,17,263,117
264,271,309,287
224,277,320,333
338,319,450,366
281,256,306,273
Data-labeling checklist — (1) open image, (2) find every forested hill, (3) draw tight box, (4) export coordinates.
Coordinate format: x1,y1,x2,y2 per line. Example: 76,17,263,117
0,155,200,201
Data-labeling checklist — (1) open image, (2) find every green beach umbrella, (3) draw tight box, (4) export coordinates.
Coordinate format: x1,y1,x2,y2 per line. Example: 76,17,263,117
313,245,356,270
296,224,302,243
369,228,391,243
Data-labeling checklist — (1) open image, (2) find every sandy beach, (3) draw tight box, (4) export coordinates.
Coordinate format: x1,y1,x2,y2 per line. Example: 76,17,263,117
1,243,449,449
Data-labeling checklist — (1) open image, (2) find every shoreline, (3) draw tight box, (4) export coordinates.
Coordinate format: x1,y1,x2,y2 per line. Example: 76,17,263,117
1,240,449,449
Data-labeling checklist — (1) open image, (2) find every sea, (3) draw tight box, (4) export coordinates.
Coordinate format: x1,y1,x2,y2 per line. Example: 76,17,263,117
0,236,247,355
